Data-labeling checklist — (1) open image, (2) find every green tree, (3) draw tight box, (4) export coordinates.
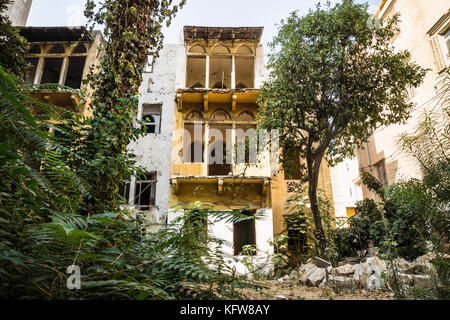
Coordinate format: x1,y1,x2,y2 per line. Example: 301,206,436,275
257,0,427,257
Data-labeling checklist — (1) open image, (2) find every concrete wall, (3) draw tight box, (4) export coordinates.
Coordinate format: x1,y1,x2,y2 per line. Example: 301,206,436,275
168,208,274,276
329,157,363,227
127,44,185,225
7,0,32,26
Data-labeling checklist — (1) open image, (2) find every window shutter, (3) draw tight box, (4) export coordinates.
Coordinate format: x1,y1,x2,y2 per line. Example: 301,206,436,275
429,36,445,71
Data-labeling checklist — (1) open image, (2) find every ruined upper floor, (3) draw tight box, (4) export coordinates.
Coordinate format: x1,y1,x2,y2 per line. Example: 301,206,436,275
19,26,104,115
183,26,265,90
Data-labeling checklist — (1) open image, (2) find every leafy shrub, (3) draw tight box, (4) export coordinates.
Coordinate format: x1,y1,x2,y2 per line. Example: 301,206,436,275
330,175,431,261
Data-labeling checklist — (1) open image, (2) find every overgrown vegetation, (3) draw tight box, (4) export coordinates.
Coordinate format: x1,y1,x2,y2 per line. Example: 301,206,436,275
281,182,335,267
74,0,187,213
330,173,432,261
0,0,265,299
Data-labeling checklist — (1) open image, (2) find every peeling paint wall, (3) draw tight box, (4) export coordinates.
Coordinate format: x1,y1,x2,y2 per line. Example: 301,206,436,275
128,44,185,225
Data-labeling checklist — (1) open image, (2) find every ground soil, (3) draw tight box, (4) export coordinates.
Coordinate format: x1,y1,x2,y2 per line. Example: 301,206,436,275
239,280,395,300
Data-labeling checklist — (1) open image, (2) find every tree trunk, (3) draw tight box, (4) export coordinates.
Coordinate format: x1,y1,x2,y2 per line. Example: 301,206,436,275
306,153,329,260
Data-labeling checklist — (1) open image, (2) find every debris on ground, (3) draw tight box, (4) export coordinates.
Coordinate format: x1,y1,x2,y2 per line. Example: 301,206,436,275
244,252,447,300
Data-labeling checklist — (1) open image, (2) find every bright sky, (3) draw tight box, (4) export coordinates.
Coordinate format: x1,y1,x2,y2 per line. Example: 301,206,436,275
27,0,381,46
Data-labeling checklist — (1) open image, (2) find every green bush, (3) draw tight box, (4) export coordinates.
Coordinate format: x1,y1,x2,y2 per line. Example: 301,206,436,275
331,176,431,261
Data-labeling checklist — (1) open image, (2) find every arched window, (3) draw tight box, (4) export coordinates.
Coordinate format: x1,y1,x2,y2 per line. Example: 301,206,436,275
48,45,65,54
236,111,255,122
235,45,254,89
25,46,40,84
187,45,207,88
189,45,206,54
67,44,87,89
212,45,230,55
71,44,87,54
236,45,253,55
185,110,204,121
28,45,41,54
210,109,231,121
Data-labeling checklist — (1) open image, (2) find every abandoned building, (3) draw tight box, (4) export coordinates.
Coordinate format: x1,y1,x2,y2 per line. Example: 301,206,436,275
10,0,449,273
126,26,333,273
19,26,103,116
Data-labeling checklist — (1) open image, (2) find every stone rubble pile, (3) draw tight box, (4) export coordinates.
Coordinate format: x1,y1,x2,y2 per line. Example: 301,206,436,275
272,252,447,291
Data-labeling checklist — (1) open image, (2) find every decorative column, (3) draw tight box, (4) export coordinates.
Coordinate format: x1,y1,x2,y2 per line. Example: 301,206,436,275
231,55,236,89
205,55,210,88
231,123,236,174
204,123,209,176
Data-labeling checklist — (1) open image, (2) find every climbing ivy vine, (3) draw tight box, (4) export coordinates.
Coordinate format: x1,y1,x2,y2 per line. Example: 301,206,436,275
73,0,186,213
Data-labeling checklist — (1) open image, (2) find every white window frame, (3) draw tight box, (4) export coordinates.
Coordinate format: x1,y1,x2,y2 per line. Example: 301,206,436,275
439,26,450,66
144,52,155,73
428,12,450,71
134,172,157,210
141,104,162,134
25,42,89,87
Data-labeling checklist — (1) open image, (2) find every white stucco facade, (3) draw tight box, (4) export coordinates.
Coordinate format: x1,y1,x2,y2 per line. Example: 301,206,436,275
337,0,449,202
127,44,185,226
330,157,363,228
168,208,274,276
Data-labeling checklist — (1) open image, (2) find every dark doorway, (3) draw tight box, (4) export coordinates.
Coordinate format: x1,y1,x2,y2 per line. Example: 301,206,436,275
233,211,256,256
209,141,231,176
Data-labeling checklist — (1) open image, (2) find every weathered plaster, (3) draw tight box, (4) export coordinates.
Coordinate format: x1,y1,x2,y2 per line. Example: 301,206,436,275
128,44,185,224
